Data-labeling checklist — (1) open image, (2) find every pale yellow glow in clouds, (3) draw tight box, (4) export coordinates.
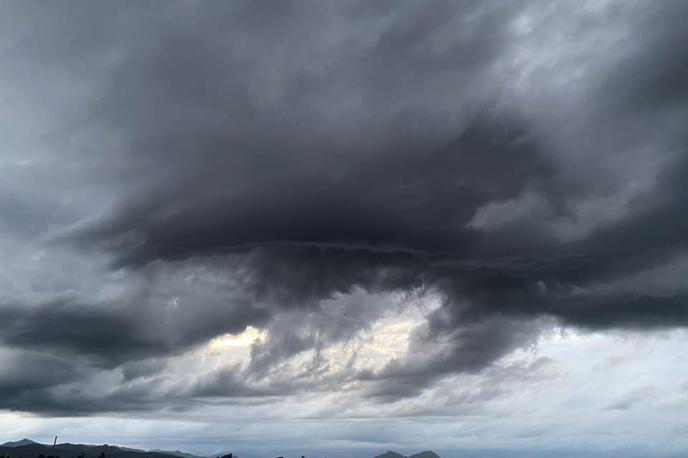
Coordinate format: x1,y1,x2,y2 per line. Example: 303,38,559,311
207,325,267,351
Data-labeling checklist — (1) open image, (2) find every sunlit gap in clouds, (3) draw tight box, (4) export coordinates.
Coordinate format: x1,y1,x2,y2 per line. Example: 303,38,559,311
201,290,446,376
208,326,268,352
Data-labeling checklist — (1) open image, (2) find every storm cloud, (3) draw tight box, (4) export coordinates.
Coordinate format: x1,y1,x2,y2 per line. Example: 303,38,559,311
0,0,687,421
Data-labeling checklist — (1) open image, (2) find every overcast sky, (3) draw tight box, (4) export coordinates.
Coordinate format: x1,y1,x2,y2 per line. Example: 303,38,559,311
1,0,688,457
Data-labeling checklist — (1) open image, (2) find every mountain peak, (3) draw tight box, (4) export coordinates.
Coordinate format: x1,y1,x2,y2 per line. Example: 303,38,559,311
1,439,39,447
373,451,406,458
409,452,440,458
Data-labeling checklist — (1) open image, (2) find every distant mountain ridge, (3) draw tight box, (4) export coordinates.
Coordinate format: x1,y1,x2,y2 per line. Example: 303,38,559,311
1,440,438,458
373,452,405,458
1,440,39,448
409,452,440,458
0,441,205,458
373,450,440,458
149,450,200,458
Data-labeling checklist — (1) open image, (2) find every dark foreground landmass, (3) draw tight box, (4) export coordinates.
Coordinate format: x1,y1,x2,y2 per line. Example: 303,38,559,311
0,439,193,458
0,439,439,458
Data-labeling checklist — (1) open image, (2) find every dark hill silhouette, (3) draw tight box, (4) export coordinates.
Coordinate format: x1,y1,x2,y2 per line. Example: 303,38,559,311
0,440,439,458
409,452,440,458
373,451,441,458
373,452,406,458
1,440,39,448
149,450,200,458
0,442,199,458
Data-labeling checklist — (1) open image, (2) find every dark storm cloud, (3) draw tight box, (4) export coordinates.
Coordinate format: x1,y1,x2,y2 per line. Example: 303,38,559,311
70,1,532,267
0,259,272,367
0,350,81,397
1,0,688,414
0,298,152,364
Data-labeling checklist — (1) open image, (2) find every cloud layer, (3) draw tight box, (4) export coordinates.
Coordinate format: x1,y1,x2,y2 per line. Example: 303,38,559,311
0,0,687,420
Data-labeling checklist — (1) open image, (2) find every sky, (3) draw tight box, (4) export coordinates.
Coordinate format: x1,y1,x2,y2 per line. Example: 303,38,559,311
0,0,688,456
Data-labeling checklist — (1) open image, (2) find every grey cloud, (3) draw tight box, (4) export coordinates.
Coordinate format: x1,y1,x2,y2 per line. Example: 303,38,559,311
0,257,273,367
0,349,82,397
357,314,544,401
0,0,687,415
247,289,401,379
190,366,287,399
605,385,658,411
120,358,169,381
0,298,153,364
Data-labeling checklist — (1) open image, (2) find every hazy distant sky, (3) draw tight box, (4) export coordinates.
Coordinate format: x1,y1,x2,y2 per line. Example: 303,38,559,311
1,1,688,456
